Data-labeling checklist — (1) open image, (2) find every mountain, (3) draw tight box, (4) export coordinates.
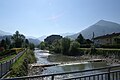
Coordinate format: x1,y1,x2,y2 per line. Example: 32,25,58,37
68,20,120,39
0,35,12,41
38,35,47,41
0,30,11,36
28,38,41,45
38,33,74,41
60,33,74,37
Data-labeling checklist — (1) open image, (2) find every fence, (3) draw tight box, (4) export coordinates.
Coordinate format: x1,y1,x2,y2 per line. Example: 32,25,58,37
2,64,120,80
0,50,26,78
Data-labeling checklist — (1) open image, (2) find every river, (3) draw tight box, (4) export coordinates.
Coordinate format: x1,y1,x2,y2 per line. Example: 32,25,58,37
34,49,108,75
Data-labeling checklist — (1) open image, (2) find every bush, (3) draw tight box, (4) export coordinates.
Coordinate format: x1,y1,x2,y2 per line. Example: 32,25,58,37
78,48,91,55
101,44,120,48
0,50,16,57
80,44,91,48
69,41,80,56
61,38,71,55
95,49,120,59
78,48,120,59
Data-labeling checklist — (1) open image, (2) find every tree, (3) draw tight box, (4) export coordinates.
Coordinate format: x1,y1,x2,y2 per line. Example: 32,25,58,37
5,38,11,49
29,43,35,50
0,39,6,49
11,31,25,48
69,41,80,56
114,37,120,44
51,39,61,53
39,41,46,50
24,39,29,48
76,34,85,44
85,39,93,44
61,38,71,55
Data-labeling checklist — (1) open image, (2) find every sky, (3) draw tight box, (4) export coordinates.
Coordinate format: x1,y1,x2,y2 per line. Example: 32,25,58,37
0,0,120,37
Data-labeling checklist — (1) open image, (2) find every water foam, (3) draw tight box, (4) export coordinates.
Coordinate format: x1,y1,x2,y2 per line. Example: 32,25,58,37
58,62,89,66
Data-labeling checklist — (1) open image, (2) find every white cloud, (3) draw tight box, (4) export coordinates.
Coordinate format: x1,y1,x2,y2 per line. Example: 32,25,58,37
47,13,64,21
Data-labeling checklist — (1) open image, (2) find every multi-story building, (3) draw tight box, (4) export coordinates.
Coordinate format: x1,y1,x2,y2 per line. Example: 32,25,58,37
94,33,120,45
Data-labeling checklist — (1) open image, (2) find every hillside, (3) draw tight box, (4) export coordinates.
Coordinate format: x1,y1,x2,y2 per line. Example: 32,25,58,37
68,20,120,39
28,38,40,45
0,30,11,36
0,35,12,41
44,35,62,44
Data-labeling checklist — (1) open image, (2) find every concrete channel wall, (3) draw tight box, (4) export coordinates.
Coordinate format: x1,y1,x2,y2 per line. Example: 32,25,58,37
0,50,26,78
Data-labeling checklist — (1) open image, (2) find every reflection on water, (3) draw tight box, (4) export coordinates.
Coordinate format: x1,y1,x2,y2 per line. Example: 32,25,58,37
34,49,107,75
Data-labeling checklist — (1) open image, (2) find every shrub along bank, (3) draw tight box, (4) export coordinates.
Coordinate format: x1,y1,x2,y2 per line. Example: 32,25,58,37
7,49,36,77
79,48,120,59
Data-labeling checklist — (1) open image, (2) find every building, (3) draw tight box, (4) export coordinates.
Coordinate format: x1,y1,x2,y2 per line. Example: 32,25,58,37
94,33,120,45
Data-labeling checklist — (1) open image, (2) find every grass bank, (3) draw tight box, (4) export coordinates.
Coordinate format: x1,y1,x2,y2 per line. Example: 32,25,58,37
7,49,36,77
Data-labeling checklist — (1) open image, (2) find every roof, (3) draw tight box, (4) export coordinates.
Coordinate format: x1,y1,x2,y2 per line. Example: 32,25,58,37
94,32,120,39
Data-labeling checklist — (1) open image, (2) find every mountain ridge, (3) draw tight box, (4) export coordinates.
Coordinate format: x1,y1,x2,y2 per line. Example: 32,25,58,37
0,30,12,36
68,20,120,39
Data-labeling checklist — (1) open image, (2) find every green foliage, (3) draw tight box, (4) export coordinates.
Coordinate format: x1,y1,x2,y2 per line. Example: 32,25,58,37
51,39,61,53
69,41,80,56
80,44,91,48
29,43,35,50
61,38,71,55
114,37,120,44
0,50,16,57
9,49,36,77
90,46,97,55
0,54,16,63
76,34,85,44
85,39,93,44
0,38,12,50
78,48,90,55
101,44,120,48
11,31,25,48
79,48,120,59
94,49,120,59
5,38,11,49
23,39,29,48
39,41,47,50
0,39,7,49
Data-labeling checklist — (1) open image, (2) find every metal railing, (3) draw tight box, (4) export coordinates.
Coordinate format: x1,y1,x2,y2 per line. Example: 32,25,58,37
2,64,120,80
0,50,26,78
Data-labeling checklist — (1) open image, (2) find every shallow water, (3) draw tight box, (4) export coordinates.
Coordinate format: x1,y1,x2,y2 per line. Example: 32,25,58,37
34,49,108,75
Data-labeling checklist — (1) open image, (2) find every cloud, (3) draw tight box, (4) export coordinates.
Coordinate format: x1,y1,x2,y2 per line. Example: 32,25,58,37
47,13,64,21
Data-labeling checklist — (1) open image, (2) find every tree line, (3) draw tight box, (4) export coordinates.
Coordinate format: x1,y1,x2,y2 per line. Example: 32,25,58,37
38,34,92,56
0,31,35,51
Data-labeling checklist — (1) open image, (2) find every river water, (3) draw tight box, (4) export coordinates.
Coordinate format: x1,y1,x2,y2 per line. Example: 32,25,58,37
34,49,108,75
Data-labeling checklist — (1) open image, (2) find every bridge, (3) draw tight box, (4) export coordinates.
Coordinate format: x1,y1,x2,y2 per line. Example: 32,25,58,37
1,65,120,80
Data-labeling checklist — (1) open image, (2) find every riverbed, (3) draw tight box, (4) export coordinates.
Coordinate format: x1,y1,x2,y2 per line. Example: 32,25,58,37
33,49,108,75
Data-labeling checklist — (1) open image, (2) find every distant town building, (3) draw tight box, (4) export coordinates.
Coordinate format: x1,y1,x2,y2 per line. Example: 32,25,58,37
94,33,120,45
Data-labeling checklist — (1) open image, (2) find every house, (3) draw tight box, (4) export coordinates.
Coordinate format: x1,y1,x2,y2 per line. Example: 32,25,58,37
94,33,120,45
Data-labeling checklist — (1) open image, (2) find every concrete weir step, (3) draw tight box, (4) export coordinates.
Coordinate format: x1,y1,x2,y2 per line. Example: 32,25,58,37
87,59,105,62
29,63,60,68
29,59,105,69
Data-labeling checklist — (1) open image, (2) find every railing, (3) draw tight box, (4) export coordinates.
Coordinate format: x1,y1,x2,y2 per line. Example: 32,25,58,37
0,50,26,78
2,64,120,80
